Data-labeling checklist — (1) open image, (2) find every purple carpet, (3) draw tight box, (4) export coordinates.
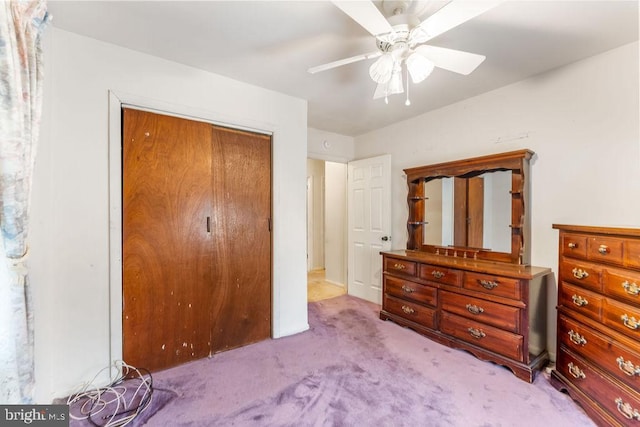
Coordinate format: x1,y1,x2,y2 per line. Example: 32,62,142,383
103,296,595,426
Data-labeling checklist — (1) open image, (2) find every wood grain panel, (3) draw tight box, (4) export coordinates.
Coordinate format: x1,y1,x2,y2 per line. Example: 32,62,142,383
123,108,213,372
467,176,484,249
210,126,272,352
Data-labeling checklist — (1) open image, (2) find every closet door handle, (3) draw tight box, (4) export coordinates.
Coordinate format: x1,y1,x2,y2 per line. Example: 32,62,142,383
206,216,211,233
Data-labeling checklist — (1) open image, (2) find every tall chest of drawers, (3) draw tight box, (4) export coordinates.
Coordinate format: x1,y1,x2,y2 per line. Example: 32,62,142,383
551,225,640,426
381,250,551,382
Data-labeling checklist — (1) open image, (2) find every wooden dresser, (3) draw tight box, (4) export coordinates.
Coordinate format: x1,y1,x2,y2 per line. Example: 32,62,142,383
381,150,551,382
551,225,640,426
381,250,550,382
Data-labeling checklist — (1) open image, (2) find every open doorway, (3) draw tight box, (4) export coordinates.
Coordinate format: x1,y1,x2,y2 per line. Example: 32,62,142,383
306,159,347,302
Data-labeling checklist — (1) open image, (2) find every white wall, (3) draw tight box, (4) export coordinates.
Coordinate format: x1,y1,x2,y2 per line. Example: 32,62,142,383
31,27,309,402
324,162,347,286
354,41,640,360
306,159,325,270
308,127,355,163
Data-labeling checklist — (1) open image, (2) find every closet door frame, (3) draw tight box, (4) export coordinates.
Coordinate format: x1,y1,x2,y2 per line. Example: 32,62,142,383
107,91,274,367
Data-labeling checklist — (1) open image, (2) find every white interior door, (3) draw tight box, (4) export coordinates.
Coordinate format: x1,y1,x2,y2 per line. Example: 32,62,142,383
347,154,392,304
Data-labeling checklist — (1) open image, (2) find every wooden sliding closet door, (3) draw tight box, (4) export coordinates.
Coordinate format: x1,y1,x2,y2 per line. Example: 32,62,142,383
123,109,214,371
122,109,272,372
210,126,271,353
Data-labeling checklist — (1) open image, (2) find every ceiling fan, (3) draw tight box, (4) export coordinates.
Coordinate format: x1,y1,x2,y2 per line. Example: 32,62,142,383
308,0,502,104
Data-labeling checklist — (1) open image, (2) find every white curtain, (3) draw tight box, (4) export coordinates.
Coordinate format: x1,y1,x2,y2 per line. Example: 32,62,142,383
0,0,49,403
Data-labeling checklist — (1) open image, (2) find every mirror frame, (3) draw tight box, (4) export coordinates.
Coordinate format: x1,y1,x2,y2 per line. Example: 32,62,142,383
404,149,534,265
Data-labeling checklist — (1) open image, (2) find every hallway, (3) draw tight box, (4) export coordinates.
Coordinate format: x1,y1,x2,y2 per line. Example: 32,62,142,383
307,269,346,302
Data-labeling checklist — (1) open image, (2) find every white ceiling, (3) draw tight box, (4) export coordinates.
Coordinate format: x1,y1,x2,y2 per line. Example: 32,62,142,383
48,1,639,137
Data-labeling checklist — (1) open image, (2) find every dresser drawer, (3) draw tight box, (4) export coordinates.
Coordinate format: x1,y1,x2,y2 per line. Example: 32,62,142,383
383,294,436,329
559,259,602,292
561,232,588,259
557,348,640,426
603,298,640,341
384,257,417,276
559,282,603,321
384,276,437,307
603,267,640,305
419,264,462,286
587,236,625,266
625,240,640,269
440,290,520,333
558,314,640,391
440,311,523,361
463,272,522,300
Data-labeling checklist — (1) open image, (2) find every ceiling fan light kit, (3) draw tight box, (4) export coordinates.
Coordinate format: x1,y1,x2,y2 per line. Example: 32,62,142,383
309,0,502,104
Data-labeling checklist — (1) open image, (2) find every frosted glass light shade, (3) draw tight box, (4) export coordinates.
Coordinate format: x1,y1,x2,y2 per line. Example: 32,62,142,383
369,54,394,84
406,52,435,83
387,65,404,94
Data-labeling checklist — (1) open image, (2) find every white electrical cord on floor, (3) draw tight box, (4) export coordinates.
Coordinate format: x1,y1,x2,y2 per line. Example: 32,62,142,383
66,360,153,427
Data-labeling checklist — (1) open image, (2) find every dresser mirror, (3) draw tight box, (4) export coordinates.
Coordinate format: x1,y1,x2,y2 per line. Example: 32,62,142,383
423,171,512,253
405,150,534,265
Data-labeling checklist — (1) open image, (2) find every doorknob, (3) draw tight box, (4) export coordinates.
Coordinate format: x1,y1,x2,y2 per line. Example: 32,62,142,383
381,236,391,242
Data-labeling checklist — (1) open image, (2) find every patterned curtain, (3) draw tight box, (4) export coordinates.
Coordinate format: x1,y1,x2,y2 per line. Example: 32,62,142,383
0,0,49,403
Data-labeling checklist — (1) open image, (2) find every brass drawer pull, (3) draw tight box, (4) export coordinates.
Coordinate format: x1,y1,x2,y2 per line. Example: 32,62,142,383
401,284,415,294
401,305,415,315
567,242,577,249
615,398,640,421
598,245,609,255
567,362,586,380
616,356,640,377
431,270,445,279
468,327,486,339
622,281,640,296
478,279,498,290
568,330,587,346
621,314,640,330
393,263,406,270
572,268,589,280
571,294,589,307
466,304,484,315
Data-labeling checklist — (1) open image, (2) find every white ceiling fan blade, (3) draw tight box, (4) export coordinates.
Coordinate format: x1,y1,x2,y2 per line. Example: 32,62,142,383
332,0,394,37
412,1,503,44
308,51,382,74
414,45,485,75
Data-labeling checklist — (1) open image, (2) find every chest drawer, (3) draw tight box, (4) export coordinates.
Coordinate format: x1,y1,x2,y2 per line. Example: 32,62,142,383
603,298,640,341
418,264,462,286
561,232,588,259
557,348,640,426
463,272,522,300
603,267,640,305
625,240,640,269
384,257,417,276
558,314,640,391
440,290,520,333
440,311,523,361
559,282,603,321
559,259,602,292
587,236,624,266
384,276,437,307
383,294,436,330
